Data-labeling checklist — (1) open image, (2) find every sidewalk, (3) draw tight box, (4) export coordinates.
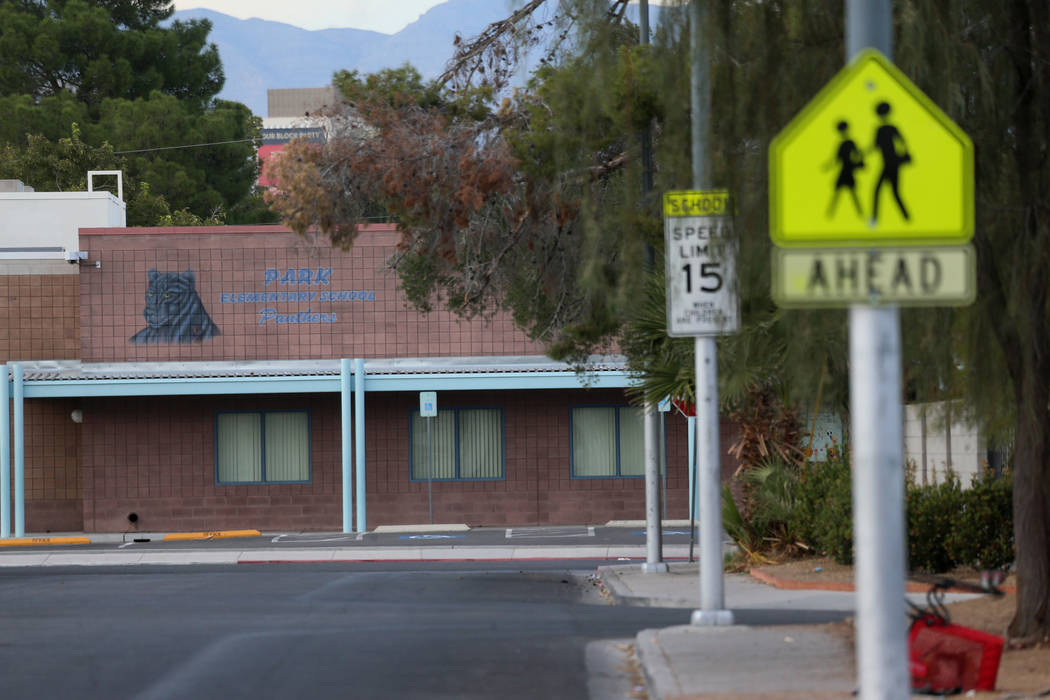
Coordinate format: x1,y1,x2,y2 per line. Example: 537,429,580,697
599,562,994,699
598,562,859,699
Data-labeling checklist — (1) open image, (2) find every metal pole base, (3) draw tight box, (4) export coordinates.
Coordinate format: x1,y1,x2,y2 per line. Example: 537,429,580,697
641,562,669,574
691,609,734,626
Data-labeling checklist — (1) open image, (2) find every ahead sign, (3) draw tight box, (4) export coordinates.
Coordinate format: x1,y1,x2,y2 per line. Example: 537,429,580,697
772,245,975,307
664,191,739,336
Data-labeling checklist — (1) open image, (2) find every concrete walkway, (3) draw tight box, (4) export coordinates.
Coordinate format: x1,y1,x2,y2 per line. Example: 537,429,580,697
598,562,984,699
598,562,859,699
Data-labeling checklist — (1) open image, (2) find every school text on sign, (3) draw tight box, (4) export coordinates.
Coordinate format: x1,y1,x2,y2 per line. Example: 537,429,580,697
663,190,740,336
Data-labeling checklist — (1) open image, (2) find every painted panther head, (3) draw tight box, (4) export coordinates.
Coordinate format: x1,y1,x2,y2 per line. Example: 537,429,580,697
129,269,220,344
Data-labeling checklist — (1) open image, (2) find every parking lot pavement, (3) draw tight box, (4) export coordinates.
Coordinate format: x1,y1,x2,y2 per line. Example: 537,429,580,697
0,523,714,565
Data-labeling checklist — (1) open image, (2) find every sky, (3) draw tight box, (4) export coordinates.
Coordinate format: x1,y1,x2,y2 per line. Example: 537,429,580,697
173,1,665,33
172,0,449,33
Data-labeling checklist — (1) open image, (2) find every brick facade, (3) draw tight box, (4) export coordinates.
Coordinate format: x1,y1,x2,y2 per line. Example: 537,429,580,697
78,225,547,362
6,225,740,533
79,389,715,532
0,272,80,361
0,267,83,532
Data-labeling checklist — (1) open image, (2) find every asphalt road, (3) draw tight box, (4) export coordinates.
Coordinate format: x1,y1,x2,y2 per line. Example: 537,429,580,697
0,561,687,699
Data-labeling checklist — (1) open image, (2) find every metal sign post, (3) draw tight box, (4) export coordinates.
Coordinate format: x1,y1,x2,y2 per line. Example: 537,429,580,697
663,191,737,619
659,397,671,521
672,0,737,628
420,392,437,525
846,4,907,695
643,402,667,573
767,1,974,695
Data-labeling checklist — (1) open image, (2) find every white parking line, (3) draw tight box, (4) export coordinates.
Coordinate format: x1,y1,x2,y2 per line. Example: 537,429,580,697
505,527,595,539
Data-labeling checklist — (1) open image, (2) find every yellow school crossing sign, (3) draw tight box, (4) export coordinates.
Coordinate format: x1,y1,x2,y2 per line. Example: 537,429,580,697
770,50,973,247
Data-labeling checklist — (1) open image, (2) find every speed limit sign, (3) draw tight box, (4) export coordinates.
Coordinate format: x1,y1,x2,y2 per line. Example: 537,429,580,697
663,190,740,336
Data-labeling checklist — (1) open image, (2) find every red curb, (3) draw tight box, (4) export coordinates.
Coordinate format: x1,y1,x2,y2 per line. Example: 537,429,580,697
749,567,1017,595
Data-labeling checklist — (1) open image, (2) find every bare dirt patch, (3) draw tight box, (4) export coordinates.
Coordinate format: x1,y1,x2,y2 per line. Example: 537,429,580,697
755,556,1018,591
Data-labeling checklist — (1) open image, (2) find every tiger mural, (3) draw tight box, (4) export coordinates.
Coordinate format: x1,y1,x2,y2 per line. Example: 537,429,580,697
129,269,220,344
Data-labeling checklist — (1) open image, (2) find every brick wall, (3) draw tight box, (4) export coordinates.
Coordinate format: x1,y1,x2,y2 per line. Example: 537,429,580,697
76,389,737,532
0,272,79,361
0,267,82,531
23,399,83,531
79,225,547,362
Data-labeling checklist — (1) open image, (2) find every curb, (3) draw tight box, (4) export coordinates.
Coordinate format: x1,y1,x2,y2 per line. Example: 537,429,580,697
0,536,91,547
162,529,262,541
371,524,470,533
635,628,679,700
595,566,649,606
749,567,1017,595
595,565,698,608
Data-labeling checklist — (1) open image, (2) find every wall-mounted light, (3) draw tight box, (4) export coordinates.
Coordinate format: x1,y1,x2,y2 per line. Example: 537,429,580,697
63,251,100,268
70,409,83,424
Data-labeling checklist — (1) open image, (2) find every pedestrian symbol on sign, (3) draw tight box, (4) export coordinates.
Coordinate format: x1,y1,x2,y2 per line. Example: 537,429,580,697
825,101,913,225
826,119,865,219
870,101,911,224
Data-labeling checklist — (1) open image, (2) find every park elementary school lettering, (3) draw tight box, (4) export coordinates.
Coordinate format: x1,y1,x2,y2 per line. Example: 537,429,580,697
219,268,376,325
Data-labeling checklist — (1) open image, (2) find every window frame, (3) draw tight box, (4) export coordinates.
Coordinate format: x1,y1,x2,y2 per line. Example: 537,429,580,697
214,409,312,485
570,404,664,479
408,405,506,482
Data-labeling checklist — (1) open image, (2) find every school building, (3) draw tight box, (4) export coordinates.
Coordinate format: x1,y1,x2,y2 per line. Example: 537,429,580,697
0,177,737,536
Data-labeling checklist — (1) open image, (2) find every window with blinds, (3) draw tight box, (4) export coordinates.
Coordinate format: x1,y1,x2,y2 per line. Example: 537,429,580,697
571,406,647,477
410,407,503,480
216,410,310,484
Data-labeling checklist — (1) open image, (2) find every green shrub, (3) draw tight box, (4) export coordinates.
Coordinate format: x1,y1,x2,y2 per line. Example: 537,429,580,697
721,459,806,566
906,472,962,572
722,482,766,565
906,468,1013,573
945,470,1013,569
727,442,1013,573
790,446,854,565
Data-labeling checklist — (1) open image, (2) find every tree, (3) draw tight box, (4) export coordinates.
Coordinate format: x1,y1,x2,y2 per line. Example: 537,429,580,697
93,93,260,218
0,0,222,111
268,0,1050,642
267,4,656,359
0,0,264,224
0,123,184,225
890,0,1050,643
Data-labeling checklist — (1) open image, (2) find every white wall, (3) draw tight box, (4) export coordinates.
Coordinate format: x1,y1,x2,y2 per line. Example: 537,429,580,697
903,400,985,487
0,191,125,262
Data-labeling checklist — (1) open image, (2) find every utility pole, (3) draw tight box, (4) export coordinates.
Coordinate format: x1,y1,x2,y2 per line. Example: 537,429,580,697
688,0,732,626
640,0,667,575
846,0,909,696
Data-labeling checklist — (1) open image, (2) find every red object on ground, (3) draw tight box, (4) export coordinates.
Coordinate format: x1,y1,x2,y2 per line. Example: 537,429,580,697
909,613,1004,692
672,396,696,417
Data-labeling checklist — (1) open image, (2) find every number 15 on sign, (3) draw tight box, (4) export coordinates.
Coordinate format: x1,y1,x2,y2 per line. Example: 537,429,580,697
664,191,740,337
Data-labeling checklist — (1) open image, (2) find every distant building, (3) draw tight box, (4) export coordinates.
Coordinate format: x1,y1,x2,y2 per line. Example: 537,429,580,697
258,87,340,187
267,86,340,118
258,117,327,188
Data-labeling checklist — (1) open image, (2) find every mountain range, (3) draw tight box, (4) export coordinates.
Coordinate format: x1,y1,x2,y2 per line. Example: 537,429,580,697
172,0,516,116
